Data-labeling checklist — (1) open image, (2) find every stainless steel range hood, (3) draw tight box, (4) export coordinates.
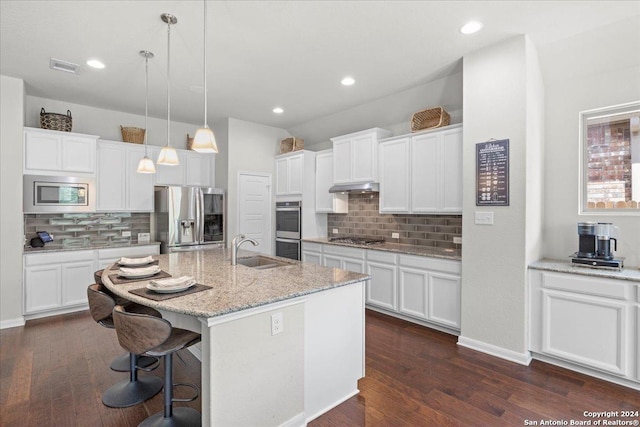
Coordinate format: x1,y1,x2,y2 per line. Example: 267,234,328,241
328,182,379,193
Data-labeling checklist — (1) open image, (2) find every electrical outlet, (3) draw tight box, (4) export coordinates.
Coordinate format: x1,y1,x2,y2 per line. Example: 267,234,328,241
453,237,462,244
271,312,283,335
138,232,150,243
122,231,131,237
391,232,400,239
332,228,339,234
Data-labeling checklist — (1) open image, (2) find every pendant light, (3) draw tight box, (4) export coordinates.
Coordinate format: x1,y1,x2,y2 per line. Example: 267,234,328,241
157,13,180,166
137,50,156,174
191,0,218,153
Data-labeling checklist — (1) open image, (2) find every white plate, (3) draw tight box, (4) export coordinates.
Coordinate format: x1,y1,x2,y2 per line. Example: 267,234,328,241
146,281,195,293
118,256,155,267
118,266,161,278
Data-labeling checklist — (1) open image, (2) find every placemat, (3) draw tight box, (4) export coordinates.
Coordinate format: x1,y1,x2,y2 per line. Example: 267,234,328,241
108,270,172,285
128,284,212,301
108,260,160,271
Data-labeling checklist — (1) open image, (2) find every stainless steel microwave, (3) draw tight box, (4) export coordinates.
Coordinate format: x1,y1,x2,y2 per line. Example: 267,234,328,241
23,175,96,213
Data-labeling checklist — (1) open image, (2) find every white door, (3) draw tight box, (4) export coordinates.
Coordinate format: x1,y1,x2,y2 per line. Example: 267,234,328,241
238,172,272,255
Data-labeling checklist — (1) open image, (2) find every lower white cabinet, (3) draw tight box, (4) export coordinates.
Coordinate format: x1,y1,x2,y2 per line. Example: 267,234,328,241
366,251,398,311
322,245,365,273
301,242,322,265
529,269,639,386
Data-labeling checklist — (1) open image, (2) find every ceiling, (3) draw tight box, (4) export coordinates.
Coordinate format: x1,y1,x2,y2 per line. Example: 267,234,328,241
1,1,639,143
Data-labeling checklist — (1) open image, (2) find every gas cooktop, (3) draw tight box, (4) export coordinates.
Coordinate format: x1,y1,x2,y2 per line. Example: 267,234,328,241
329,237,385,245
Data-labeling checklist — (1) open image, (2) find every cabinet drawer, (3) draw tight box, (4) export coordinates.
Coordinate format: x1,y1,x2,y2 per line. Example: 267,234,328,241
323,245,365,259
398,254,461,275
367,249,396,264
24,249,95,266
302,242,322,253
541,272,632,301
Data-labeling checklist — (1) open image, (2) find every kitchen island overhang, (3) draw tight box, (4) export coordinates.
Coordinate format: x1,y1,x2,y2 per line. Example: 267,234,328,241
102,248,369,427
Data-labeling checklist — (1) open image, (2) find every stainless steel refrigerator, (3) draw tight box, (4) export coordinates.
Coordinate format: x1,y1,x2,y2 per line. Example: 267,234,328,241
154,186,225,253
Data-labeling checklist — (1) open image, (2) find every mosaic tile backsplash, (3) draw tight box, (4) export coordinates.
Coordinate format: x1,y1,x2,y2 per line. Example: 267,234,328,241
24,212,151,249
328,193,462,249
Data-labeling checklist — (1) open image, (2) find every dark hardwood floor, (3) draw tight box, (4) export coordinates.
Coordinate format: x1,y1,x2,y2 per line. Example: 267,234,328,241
1,309,638,426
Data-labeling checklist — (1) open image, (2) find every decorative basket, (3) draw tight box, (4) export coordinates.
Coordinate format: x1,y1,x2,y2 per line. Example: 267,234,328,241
186,133,194,150
120,126,145,144
280,137,304,154
40,108,72,132
410,106,450,132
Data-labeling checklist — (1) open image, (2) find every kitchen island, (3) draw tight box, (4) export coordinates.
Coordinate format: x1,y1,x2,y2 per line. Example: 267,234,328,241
102,248,369,427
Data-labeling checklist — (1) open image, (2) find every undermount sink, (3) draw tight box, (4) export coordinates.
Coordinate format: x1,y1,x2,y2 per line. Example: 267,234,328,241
236,255,292,270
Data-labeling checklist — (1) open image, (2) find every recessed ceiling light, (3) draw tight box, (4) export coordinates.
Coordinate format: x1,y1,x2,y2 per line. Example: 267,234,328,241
460,21,483,35
86,59,105,69
341,76,355,86
273,107,284,114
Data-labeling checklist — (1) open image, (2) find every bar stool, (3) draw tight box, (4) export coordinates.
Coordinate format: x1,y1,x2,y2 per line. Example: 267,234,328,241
94,269,157,372
113,305,202,427
87,284,163,408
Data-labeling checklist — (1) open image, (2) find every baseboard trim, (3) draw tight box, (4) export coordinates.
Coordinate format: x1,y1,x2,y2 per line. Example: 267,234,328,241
279,412,306,427
305,388,360,424
0,316,25,330
457,335,532,366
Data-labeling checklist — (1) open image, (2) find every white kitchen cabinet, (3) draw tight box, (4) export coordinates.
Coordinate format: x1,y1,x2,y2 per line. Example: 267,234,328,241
379,124,462,214
366,250,398,311
529,269,638,384
301,242,322,265
275,151,304,197
185,151,215,187
331,128,392,185
315,150,348,213
24,250,95,315
24,127,98,175
636,304,640,381
322,245,365,273
97,245,160,270
150,146,186,186
96,140,153,212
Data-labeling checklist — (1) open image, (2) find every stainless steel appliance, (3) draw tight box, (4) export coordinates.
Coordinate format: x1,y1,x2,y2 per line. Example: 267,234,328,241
571,222,623,269
154,186,224,253
275,201,301,260
329,236,385,245
23,175,96,213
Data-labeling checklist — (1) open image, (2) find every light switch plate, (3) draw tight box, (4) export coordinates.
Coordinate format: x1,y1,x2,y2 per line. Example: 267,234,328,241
391,232,399,239
453,237,462,244
475,212,494,225
138,232,150,243
332,228,339,234
122,231,131,237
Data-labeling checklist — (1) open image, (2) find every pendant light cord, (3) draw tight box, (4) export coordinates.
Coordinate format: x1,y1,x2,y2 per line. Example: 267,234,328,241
203,0,208,128
144,53,149,157
166,19,171,148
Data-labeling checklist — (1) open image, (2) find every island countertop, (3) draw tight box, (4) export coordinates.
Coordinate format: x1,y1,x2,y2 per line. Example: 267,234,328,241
101,248,370,318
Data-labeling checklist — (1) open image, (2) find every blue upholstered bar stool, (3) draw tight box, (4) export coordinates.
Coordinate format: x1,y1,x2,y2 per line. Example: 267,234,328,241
87,284,163,408
113,305,202,427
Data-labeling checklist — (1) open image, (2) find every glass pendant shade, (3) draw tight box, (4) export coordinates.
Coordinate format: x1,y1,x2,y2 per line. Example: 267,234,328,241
137,156,156,173
157,146,179,165
192,126,218,153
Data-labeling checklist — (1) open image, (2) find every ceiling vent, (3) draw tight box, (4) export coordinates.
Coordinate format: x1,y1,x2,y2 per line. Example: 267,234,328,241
49,58,80,74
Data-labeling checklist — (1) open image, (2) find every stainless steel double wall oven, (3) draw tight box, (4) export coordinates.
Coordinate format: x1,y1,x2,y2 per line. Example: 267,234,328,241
275,201,301,260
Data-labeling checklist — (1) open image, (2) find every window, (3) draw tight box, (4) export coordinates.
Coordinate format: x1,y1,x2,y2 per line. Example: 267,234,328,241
580,101,640,215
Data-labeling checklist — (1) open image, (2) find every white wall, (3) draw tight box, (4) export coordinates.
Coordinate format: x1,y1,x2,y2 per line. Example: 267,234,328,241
540,19,640,267
226,118,291,254
459,36,543,362
1,75,25,328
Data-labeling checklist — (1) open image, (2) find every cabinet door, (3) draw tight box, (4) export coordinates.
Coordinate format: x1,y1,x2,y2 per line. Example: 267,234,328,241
379,138,410,213
275,157,289,196
343,258,365,274
316,152,347,213
636,305,640,381
439,128,463,213
542,289,628,376
323,254,342,269
429,272,461,328
24,264,62,313
302,251,322,265
367,261,397,311
411,133,439,213
24,131,62,172
398,266,427,319
96,142,126,211
332,140,352,184
185,152,212,187
352,134,377,183
287,154,304,195
61,260,94,307
125,145,154,211
153,147,186,186
62,136,96,173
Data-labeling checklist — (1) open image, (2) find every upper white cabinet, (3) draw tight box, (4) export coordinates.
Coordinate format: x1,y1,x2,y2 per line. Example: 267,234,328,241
331,128,392,184
96,140,153,212
275,151,305,197
149,146,215,187
379,124,462,214
24,127,98,176
315,150,348,213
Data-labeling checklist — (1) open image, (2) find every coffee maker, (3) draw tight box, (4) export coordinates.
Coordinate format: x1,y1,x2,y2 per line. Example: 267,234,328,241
571,222,623,269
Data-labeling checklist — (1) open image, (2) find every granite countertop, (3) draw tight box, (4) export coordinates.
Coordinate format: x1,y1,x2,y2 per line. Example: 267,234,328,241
24,241,161,254
102,248,370,318
303,237,461,261
530,259,640,283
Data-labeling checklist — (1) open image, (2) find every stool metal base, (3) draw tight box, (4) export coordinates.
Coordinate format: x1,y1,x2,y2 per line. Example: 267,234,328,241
139,407,201,427
101,375,163,408
110,353,158,372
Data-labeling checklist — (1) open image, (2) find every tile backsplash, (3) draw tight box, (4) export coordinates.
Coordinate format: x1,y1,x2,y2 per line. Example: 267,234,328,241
328,193,462,249
24,212,151,249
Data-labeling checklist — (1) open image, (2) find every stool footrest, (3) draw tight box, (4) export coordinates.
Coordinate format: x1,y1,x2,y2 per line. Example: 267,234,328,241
171,382,199,403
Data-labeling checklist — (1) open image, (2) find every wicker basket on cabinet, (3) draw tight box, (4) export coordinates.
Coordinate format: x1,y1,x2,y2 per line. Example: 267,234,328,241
280,137,304,154
120,126,145,144
410,107,451,132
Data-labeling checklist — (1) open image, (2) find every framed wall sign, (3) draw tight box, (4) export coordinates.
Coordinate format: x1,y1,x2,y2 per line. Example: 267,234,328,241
476,139,510,206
